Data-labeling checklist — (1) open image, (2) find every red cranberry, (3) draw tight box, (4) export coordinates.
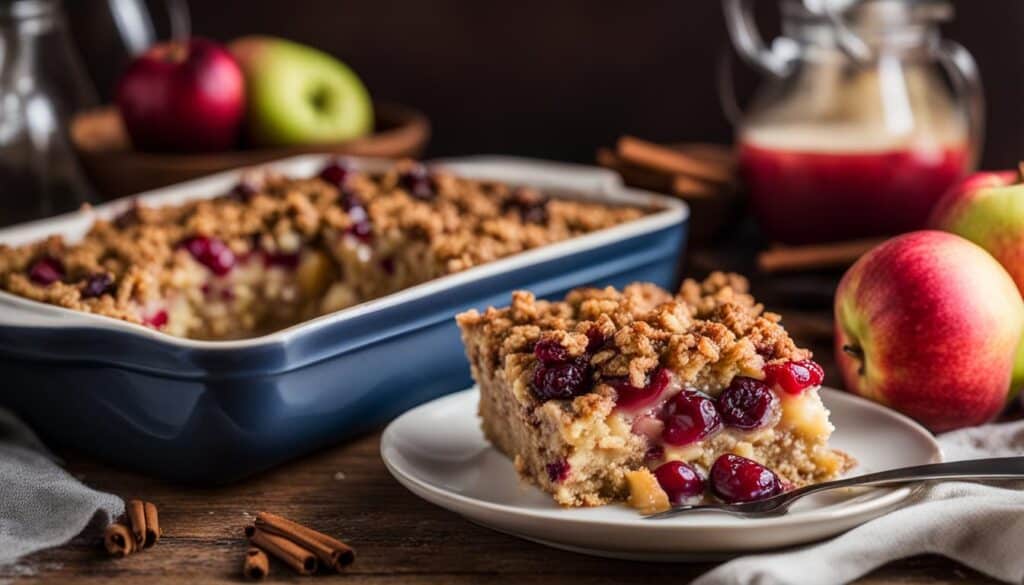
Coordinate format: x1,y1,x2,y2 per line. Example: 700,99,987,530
532,360,590,401
399,165,435,200
612,367,672,411
503,188,549,224
765,360,825,395
380,257,395,275
228,181,257,202
534,338,570,364
263,250,301,270
718,377,775,430
181,236,236,276
339,188,365,211
546,459,570,483
80,273,114,298
585,327,606,353
319,160,351,186
660,390,722,446
113,204,140,229
344,203,373,243
710,454,784,503
654,461,705,503
28,257,64,285
144,309,168,329
345,220,373,243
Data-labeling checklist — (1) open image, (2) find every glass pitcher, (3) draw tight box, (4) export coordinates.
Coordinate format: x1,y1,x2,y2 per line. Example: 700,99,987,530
723,0,982,244
0,0,98,226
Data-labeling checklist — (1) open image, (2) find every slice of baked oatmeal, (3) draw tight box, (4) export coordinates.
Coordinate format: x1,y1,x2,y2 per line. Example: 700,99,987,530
456,272,853,509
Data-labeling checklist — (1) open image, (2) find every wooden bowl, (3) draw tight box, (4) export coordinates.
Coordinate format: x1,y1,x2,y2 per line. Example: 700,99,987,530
71,103,431,199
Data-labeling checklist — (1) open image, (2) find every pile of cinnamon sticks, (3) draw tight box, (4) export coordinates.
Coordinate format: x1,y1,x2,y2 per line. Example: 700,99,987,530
598,136,737,199
243,511,355,579
104,499,160,557
598,136,741,240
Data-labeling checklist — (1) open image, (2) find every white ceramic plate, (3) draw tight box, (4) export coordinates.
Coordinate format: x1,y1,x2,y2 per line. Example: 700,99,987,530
381,386,942,561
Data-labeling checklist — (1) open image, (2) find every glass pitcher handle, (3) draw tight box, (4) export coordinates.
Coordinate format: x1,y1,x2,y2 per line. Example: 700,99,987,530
107,0,191,55
935,39,985,170
722,0,797,78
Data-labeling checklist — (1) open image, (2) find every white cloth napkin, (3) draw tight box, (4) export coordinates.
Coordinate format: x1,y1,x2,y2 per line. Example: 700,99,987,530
0,408,123,566
695,421,1024,585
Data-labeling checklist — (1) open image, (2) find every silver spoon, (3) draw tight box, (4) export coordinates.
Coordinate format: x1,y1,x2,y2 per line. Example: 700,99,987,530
645,456,1024,520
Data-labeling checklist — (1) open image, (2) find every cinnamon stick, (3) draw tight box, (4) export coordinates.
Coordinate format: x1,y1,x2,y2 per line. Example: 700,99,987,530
127,499,146,547
598,148,721,198
597,148,675,192
243,547,270,580
104,523,135,557
672,142,737,169
246,526,318,575
255,511,355,571
671,174,717,198
758,238,886,273
143,501,161,548
618,136,733,183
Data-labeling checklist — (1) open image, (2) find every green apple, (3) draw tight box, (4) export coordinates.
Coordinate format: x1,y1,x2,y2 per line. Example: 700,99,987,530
929,170,1024,399
229,36,373,147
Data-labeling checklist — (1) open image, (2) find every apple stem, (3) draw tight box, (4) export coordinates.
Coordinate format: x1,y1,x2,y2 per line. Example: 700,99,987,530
842,344,866,376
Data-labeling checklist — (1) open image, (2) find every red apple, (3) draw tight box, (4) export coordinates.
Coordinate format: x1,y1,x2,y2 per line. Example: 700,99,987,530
834,230,1024,432
116,38,245,152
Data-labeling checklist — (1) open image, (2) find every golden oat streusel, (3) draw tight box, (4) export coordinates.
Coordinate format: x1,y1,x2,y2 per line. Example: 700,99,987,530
0,159,646,339
457,272,853,508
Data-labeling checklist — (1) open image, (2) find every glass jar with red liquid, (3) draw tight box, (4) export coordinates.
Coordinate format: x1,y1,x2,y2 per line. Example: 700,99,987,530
723,0,982,244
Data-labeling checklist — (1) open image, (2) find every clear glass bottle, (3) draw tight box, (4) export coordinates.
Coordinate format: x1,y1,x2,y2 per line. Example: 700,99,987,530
724,0,982,244
0,0,98,226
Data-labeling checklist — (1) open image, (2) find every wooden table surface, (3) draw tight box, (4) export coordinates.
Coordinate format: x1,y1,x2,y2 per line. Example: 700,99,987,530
0,259,1006,584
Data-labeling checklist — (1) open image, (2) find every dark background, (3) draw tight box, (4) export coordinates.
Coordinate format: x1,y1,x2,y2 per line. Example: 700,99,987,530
68,0,1024,168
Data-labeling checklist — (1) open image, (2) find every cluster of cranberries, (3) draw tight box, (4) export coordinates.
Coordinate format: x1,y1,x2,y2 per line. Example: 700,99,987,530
319,160,375,243
619,359,824,449
653,452,788,504
530,330,605,401
643,360,821,504
28,256,115,299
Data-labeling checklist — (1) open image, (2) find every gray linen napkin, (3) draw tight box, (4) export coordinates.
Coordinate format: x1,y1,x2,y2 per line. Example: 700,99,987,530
694,420,1024,585
0,408,123,565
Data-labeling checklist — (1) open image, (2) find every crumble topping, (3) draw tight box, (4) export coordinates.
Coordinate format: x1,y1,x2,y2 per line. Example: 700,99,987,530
457,272,809,397
0,159,647,339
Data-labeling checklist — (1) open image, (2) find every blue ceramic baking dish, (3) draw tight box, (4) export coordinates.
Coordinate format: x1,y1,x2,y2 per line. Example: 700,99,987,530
0,155,687,483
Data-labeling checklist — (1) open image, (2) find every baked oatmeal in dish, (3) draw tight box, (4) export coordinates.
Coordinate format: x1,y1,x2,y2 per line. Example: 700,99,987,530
457,272,853,511
0,159,647,340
